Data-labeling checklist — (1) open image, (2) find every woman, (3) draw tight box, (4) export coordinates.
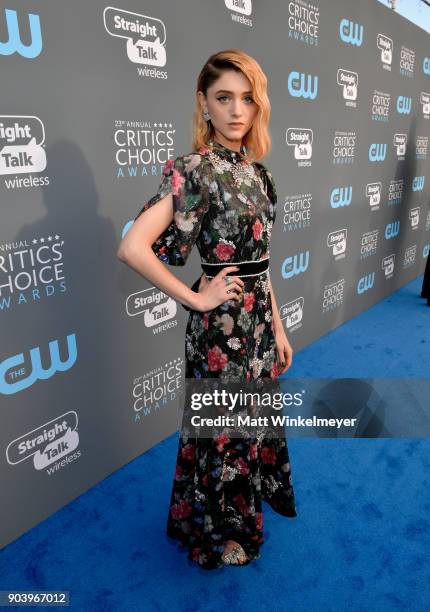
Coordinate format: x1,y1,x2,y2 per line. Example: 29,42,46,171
421,250,430,305
117,49,297,569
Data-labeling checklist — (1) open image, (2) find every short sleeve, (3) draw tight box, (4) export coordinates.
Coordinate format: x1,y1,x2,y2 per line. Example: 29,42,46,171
134,154,210,266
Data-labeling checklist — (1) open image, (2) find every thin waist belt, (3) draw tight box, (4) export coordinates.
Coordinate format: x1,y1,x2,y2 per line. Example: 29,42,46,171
201,257,270,279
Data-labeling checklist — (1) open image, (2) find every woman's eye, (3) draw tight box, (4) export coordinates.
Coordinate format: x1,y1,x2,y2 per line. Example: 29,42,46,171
217,96,254,103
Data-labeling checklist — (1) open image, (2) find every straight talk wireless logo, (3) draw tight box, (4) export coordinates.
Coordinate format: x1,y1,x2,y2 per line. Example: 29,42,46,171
103,6,168,78
0,116,50,189
6,412,81,475
225,0,253,28
126,285,178,333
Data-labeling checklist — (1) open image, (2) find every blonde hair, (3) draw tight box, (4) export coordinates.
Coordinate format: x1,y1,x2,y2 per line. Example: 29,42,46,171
191,49,272,162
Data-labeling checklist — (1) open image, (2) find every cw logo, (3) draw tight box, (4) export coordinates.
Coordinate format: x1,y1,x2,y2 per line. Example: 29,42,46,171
423,57,430,75
385,220,400,239
423,244,430,258
412,176,425,191
287,71,318,100
0,333,77,395
339,18,364,46
357,272,375,294
369,143,387,162
396,96,412,114
281,251,310,279
0,8,42,58
330,186,352,208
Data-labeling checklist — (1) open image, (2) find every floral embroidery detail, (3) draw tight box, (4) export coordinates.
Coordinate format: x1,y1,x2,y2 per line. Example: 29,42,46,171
252,218,264,241
214,239,236,261
208,345,229,371
227,337,241,350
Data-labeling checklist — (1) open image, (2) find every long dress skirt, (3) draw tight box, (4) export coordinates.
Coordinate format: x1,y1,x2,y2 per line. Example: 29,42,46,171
165,272,297,570
421,253,430,299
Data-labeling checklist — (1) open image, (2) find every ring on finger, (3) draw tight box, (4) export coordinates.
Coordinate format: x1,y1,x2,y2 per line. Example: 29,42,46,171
225,276,232,286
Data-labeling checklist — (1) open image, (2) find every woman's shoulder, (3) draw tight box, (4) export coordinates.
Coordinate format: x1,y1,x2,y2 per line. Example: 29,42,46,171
171,147,212,170
253,159,274,181
253,160,277,204
170,148,214,185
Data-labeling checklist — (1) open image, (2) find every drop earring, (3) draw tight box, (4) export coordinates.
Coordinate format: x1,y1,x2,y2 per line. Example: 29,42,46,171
202,110,211,122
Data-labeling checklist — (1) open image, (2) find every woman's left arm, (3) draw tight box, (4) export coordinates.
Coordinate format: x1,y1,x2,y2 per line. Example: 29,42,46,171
268,276,293,373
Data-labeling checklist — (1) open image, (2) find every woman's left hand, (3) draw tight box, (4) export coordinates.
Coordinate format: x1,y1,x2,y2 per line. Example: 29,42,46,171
274,326,293,374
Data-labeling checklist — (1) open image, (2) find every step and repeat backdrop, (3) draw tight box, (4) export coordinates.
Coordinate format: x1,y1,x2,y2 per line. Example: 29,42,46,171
1,0,429,547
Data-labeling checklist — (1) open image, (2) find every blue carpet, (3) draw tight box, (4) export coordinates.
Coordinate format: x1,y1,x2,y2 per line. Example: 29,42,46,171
1,277,429,612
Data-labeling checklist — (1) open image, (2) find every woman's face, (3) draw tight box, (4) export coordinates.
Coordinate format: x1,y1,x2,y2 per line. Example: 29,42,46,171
199,70,258,150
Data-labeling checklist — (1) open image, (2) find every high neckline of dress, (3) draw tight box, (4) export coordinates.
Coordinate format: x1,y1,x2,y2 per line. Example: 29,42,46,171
208,139,247,163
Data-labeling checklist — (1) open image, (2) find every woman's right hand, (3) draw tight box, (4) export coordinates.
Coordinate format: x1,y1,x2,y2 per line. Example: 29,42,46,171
192,266,245,312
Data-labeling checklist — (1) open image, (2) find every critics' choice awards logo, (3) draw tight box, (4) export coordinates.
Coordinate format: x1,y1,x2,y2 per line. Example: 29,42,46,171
382,254,395,279
393,134,407,160
6,412,81,474
0,333,77,395
360,230,379,259
366,182,382,210
331,185,352,208
0,116,50,189
339,18,363,47
423,244,430,258
279,297,304,332
103,7,167,77
377,34,393,70
332,132,356,165
388,179,404,206
114,119,175,178
337,69,358,107
424,57,430,75
288,1,319,46
286,129,313,166
0,236,66,311
400,46,415,78
416,136,428,160
322,279,345,313
283,193,312,231
225,0,253,27
357,272,375,295
132,358,182,421
0,8,42,58
126,286,178,332
409,207,420,230
403,245,417,268
288,71,318,100
281,251,310,279
371,91,391,122
327,229,347,260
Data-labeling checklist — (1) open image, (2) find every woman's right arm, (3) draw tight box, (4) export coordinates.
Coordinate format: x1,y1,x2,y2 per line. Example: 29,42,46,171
117,193,201,311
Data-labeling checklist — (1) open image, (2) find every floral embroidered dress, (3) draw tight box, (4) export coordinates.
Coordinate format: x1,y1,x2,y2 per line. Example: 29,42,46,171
135,139,297,569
